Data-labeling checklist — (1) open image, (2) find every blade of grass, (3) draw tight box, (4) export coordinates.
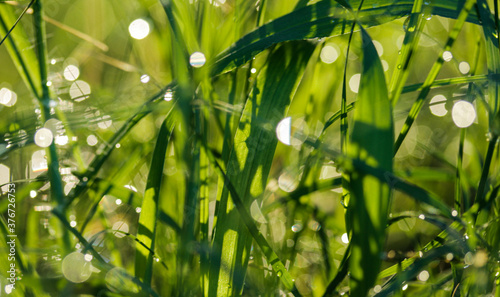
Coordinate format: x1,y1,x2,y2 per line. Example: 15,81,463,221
346,26,393,296
0,2,40,98
388,0,427,106
135,111,175,285
210,0,480,75
393,0,476,153
209,41,314,297
207,148,301,296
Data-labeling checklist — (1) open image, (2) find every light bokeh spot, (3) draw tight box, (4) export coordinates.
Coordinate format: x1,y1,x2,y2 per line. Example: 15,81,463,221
429,95,447,117
341,233,349,244
320,44,339,64
452,100,476,128
0,88,17,106
276,117,291,145
129,19,150,40
140,74,150,83
62,252,93,283
349,73,361,93
69,80,91,102
34,128,54,147
63,65,80,81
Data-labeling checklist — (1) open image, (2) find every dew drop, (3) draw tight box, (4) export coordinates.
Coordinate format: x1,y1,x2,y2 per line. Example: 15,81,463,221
189,52,206,68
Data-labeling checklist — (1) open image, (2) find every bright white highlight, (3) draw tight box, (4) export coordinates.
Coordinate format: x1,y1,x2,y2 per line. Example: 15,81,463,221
429,95,447,117
349,73,361,93
443,51,453,62
276,117,291,145
320,45,339,64
129,19,150,40
452,100,476,128
63,65,80,81
34,128,54,147
189,52,206,68
0,88,17,106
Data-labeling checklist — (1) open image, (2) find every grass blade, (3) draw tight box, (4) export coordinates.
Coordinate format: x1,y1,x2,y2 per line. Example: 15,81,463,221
211,0,480,75
393,0,476,153
209,41,314,296
135,112,175,285
207,149,301,296
346,26,393,296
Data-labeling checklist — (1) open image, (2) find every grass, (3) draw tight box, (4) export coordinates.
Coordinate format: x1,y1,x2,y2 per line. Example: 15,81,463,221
0,0,499,296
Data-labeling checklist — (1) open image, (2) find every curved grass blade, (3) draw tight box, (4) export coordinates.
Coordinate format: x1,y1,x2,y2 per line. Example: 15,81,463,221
210,0,480,75
135,112,175,285
346,26,393,297
0,3,41,98
209,41,314,297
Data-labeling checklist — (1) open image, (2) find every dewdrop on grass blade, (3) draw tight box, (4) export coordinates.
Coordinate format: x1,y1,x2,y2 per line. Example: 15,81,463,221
189,52,206,68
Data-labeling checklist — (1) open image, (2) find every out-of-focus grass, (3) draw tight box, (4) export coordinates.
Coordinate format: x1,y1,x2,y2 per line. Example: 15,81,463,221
0,0,499,296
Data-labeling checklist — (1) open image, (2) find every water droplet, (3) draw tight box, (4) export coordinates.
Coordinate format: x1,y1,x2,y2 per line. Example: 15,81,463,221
277,270,283,277
34,128,54,147
129,19,150,40
443,51,453,62
291,223,303,233
402,284,408,291
397,64,402,69
164,89,173,101
459,61,470,74
418,270,429,282
341,233,349,244
189,52,206,68
452,100,476,128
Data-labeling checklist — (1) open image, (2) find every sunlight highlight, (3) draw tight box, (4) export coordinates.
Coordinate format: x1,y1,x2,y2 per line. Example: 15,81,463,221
452,100,476,128
129,19,150,40
189,52,206,68
34,128,54,147
276,117,291,145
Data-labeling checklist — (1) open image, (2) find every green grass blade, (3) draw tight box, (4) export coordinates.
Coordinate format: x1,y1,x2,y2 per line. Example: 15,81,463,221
208,150,301,295
209,41,314,297
476,0,500,119
388,0,426,106
210,0,479,75
346,26,393,296
393,0,476,153
65,85,176,208
135,112,175,285
0,3,41,98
